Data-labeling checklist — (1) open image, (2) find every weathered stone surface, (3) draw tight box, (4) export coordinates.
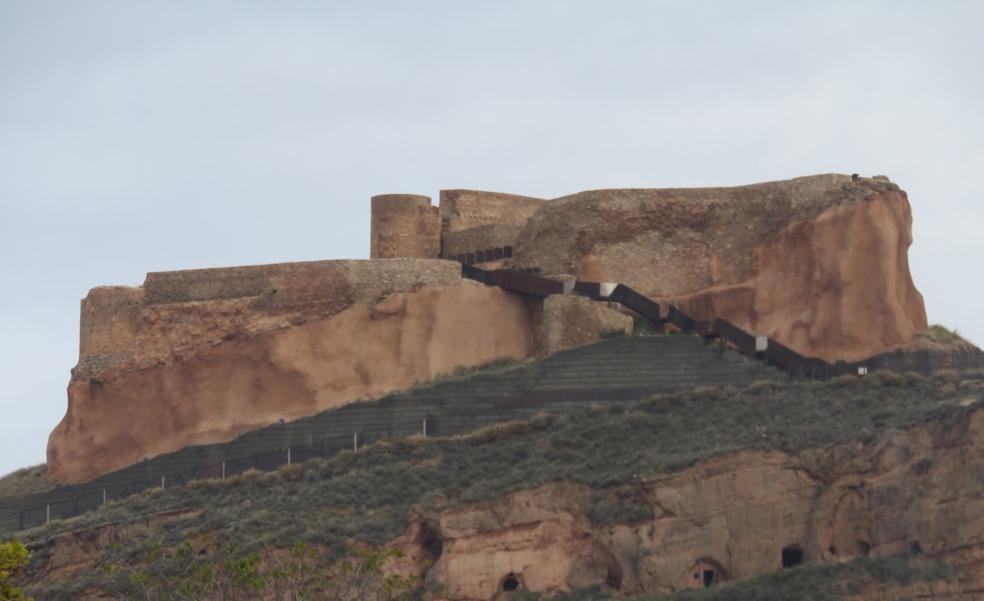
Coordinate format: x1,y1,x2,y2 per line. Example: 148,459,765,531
442,224,524,261
370,194,442,259
47,174,942,484
49,260,534,483
509,175,928,362
533,295,633,356
439,190,542,235
418,409,984,599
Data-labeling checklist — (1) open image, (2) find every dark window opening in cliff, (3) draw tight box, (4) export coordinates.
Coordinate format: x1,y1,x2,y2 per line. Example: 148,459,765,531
416,520,443,561
690,558,726,589
782,546,803,568
828,545,838,556
858,541,871,556
910,541,922,556
605,563,623,589
502,574,520,592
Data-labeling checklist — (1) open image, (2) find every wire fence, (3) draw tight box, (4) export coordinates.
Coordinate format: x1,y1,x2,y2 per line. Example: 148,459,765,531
1,420,431,533
4,265,980,534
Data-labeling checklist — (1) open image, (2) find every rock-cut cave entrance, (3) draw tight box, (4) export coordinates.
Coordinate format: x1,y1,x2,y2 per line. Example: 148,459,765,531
501,573,520,592
689,557,727,588
782,545,804,568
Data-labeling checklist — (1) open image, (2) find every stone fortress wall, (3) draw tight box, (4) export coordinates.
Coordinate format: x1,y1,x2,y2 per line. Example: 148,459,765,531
369,189,543,262
52,254,628,482
51,174,939,483
369,194,441,259
370,175,930,363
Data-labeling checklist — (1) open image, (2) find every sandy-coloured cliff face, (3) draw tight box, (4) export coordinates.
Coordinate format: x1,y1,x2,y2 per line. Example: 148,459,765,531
47,258,634,483
409,409,984,599
511,175,928,362
48,260,535,483
49,174,934,484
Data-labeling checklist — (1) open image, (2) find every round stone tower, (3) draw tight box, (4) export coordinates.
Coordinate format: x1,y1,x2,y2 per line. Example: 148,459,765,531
370,194,442,259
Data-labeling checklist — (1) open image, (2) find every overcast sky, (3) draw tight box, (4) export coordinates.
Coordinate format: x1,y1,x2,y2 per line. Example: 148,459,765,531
1,1,982,478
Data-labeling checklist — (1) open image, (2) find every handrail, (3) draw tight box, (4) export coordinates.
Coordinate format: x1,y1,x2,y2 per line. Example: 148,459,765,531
460,265,967,381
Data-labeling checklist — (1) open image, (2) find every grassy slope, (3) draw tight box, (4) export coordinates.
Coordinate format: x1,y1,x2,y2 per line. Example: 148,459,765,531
0,464,54,498
18,370,983,599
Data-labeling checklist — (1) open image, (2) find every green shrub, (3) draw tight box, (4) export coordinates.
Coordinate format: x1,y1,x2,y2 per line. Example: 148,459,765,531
867,370,906,388
1,540,33,601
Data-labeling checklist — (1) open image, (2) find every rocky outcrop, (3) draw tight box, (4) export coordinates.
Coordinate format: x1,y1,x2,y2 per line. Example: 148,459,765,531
532,295,633,356
509,175,928,363
47,174,939,483
48,260,536,483
48,257,638,484
416,408,984,599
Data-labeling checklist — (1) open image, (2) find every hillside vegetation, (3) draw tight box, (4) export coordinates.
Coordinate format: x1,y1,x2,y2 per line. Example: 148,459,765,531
0,465,53,499
14,369,983,600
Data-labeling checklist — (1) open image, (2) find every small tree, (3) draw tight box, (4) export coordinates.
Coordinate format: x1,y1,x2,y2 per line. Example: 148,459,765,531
0,540,33,601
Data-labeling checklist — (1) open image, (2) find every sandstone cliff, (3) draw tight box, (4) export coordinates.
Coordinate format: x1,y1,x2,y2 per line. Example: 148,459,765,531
49,260,535,483
510,175,928,363
47,174,936,483
48,258,633,483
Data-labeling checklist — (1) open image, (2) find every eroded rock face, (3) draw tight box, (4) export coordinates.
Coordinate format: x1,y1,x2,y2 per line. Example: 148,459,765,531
48,260,535,483
532,295,634,356
418,409,984,600
511,175,928,362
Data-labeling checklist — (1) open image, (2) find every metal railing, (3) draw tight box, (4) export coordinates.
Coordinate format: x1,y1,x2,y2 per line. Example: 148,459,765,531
460,264,983,380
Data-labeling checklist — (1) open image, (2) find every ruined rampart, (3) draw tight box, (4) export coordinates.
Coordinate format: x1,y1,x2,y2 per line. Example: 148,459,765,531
48,173,953,485
52,257,633,483
441,224,524,262
438,190,542,234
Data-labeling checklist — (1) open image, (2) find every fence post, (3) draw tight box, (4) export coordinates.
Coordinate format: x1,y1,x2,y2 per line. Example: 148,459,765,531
46,504,50,525
103,489,107,506
221,461,226,480
73,497,79,516
287,447,292,466
422,418,428,438
161,475,165,490
353,432,359,452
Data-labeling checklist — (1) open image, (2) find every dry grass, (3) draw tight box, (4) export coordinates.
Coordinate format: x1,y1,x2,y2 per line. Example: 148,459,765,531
0,464,55,498
14,372,983,600
914,324,973,349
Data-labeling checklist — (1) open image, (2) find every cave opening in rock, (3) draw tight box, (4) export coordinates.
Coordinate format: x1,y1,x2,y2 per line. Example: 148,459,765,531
415,519,443,562
782,545,804,568
605,564,623,589
689,557,726,589
502,574,520,592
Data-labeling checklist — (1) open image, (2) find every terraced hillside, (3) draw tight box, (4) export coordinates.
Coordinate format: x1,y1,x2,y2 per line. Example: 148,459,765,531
1,333,783,532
